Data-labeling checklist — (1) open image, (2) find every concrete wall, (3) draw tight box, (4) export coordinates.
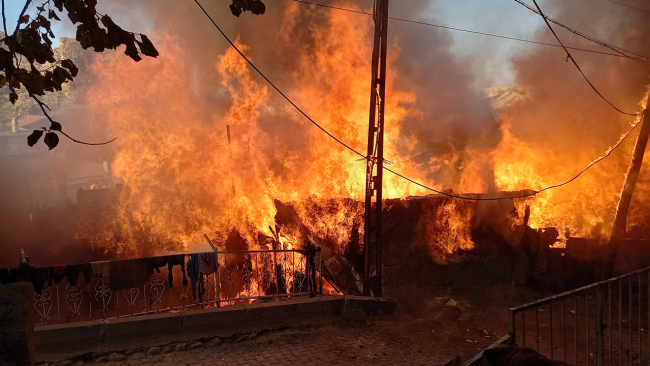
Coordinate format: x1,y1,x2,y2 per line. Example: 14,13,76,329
35,295,398,363
0,282,35,366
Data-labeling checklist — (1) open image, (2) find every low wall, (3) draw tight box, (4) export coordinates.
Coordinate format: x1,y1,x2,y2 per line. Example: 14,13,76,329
0,282,35,366
36,295,398,363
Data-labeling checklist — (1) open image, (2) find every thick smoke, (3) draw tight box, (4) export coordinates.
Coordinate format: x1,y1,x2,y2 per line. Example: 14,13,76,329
490,0,650,238
80,0,500,256
2,0,650,265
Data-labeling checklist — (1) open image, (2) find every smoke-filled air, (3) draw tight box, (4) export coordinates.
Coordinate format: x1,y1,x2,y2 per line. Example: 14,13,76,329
2,0,650,266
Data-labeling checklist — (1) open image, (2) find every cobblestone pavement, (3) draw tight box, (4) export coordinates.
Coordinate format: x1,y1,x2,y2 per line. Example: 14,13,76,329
96,306,509,366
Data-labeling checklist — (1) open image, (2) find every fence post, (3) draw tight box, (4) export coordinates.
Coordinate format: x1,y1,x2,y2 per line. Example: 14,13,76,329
319,247,323,294
597,286,604,366
305,248,312,295
508,309,517,346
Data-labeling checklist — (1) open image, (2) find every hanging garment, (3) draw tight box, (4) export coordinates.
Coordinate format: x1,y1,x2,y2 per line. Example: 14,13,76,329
198,252,219,274
109,258,154,290
33,267,52,294
150,256,168,274
65,264,92,286
167,255,187,287
52,265,67,284
0,268,10,284
186,254,204,301
91,261,110,278
5,263,37,285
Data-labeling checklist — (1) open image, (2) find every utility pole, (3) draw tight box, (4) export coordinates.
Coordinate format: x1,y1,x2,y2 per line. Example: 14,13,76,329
363,0,389,297
226,124,236,198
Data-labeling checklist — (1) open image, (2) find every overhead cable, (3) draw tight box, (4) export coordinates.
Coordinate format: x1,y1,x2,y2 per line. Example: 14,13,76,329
514,0,650,62
523,0,639,116
606,0,650,15
290,0,639,60
193,0,642,201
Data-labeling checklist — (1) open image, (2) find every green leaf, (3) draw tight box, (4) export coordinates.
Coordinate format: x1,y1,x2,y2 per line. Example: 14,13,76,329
124,40,141,62
0,48,11,69
48,10,61,21
8,76,21,89
60,59,78,77
20,73,46,95
50,121,62,131
137,34,159,57
27,130,44,147
53,0,64,11
9,90,17,104
42,32,52,47
16,31,22,44
43,132,59,150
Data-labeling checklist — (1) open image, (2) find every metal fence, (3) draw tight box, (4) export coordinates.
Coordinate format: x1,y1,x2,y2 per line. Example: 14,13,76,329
32,248,323,325
508,266,650,366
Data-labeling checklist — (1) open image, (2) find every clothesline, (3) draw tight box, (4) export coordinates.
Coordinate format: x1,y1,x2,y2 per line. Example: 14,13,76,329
0,252,220,302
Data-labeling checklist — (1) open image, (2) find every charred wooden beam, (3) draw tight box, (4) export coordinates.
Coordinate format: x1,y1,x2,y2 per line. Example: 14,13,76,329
274,199,362,295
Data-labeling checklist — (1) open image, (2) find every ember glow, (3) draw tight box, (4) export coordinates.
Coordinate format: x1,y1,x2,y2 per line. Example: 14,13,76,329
77,0,650,258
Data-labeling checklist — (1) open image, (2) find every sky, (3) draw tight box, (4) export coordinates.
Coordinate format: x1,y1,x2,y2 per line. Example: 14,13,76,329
5,0,648,90
0,0,565,89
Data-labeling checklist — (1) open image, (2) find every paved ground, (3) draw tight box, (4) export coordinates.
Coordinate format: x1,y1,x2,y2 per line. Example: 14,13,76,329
94,305,509,366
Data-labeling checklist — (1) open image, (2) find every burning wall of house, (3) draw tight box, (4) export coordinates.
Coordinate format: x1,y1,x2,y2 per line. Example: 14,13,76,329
3,0,650,265
79,0,650,257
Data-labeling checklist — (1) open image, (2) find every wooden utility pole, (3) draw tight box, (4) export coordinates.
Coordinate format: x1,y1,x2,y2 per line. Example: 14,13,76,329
610,107,650,243
363,0,389,297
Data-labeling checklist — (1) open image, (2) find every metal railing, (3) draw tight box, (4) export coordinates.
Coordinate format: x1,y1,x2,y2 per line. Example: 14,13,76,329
31,248,323,325
508,265,650,366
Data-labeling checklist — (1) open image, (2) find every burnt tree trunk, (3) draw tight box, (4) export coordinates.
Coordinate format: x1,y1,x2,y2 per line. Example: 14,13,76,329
611,108,650,241
606,107,650,277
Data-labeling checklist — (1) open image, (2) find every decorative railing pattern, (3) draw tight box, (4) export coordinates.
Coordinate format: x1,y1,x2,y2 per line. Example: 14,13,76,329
508,266,650,366
28,248,323,325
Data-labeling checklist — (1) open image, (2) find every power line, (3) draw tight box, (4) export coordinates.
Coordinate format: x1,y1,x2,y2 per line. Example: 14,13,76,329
523,0,639,116
386,120,640,200
514,0,650,62
289,0,637,60
606,0,650,15
193,0,642,201
192,0,364,160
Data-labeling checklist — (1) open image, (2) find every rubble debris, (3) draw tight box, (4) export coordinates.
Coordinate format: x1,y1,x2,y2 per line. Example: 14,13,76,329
434,307,462,327
274,199,362,295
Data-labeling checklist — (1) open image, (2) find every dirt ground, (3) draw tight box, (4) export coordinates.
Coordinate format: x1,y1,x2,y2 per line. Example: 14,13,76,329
86,285,540,366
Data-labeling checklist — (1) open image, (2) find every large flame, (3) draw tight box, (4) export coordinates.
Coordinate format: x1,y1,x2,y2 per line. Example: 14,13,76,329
80,1,650,260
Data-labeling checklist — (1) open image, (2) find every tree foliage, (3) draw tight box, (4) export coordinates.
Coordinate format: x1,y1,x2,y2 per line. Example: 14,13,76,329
2,0,159,149
4,0,266,149
229,0,266,17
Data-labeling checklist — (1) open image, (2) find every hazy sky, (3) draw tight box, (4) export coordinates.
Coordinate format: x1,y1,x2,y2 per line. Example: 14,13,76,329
4,0,647,90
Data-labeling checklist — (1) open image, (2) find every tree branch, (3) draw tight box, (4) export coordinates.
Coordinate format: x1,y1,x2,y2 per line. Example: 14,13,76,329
29,93,118,146
59,130,117,146
1,0,8,36
15,0,32,35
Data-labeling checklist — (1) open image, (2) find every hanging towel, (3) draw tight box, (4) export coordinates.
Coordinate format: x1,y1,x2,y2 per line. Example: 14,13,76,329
167,255,187,287
91,261,110,278
65,264,92,286
3,263,37,286
187,254,204,301
150,256,168,274
110,258,153,290
33,267,52,294
52,265,67,284
198,252,219,274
